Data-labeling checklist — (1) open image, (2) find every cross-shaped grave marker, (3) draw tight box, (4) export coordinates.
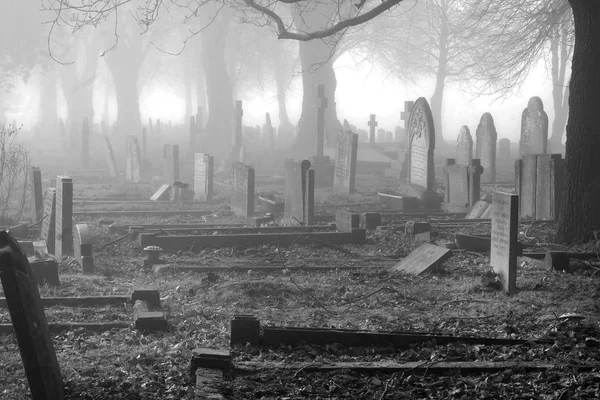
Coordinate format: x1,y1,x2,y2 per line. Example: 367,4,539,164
368,114,377,144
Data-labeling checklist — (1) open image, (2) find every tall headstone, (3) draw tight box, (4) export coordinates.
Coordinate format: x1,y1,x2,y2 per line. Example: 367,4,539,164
456,126,473,166
284,159,313,225
368,114,377,144
40,188,56,255
55,175,73,259
516,153,565,220
490,192,518,294
333,131,359,194
520,96,548,157
103,134,118,178
475,112,497,183
81,117,90,169
30,166,43,223
443,159,483,212
163,144,180,184
231,162,254,219
0,231,64,399
125,135,142,183
194,153,214,202
498,138,511,159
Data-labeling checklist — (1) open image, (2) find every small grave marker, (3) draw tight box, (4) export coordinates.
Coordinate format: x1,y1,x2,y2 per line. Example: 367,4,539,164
393,243,451,275
231,162,255,219
490,192,518,294
194,153,214,202
74,224,94,274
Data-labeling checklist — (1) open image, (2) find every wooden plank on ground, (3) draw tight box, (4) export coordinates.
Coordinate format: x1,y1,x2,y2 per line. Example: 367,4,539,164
393,243,452,275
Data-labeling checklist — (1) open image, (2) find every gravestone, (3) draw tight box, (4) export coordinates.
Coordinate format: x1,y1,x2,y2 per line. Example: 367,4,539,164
333,132,359,194
81,117,90,169
163,144,180,184
263,113,275,151
284,159,313,225
55,176,73,259
126,135,142,183
0,231,64,399
30,166,43,223
516,154,565,220
368,114,377,144
40,188,56,255
73,224,94,274
490,192,518,294
309,84,335,188
456,126,473,166
393,243,451,275
498,138,511,159
401,97,439,208
377,128,386,143
231,162,254,219
520,96,548,157
103,134,118,178
443,159,483,213
475,113,497,183
194,153,214,202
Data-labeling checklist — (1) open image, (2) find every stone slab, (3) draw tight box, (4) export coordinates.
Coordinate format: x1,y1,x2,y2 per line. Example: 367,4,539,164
393,243,451,275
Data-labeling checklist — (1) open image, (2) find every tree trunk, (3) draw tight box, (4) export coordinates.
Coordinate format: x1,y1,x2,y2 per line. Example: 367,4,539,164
430,4,449,146
201,11,233,158
273,42,293,129
38,66,59,134
549,24,571,151
184,60,193,122
556,1,600,243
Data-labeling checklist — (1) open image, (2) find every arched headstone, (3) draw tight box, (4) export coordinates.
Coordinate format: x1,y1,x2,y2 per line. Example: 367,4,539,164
456,126,473,166
476,113,497,183
520,96,548,156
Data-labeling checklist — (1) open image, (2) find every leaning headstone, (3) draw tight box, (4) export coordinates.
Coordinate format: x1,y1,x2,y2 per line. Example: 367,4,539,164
40,188,56,254
284,159,312,225
103,134,118,178
520,96,548,157
126,135,142,183
490,192,518,294
194,153,214,202
393,243,451,275
333,131,359,194
455,126,473,166
498,138,511,159
231,162,254,219
475,113,497,183
73,224,94,274
163,144,180,184
30,166,43,223
55,175,73,259
0,231,64,399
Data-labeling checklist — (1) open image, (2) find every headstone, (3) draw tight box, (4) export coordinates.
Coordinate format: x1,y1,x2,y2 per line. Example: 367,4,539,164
516,154,565,220
333,132,359,194
515,154,537,219
490,192,518,294
0,231,64,399
170,181,193,202
54,175,73,259
284,159,312,225
73,224,94,274
40,188,56,254
498,138,511,159
126,135,142,183
443,159,484,213
393,243,451,275
231,162,254,219
315,85,327,157
400,101,414,149
385,131,393,142
163,144,180,184
377,128,386,143
81,117,90,168
194,153,214,202
150,184,171,201
405,221,431,243
456,126,473,166
520,96,548,157
30,166,43,223
103,134,118,178
475,113,497,183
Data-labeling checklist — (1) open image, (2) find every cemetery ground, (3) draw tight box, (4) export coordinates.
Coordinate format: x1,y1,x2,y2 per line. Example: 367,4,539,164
2,168,600,399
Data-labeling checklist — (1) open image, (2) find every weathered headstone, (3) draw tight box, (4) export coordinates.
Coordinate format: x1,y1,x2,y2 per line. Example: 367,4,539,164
126,135,142,183
163,144,180,184
475,113,497,183
516,154,565,220
231,162,254,219
498,138,511,159
284,159,313,225
490,192,518,294
54,176,73,259
73,224,94,274
443,159,483,213
0,231,64,399
333,131,359,194
520,96,548,157
30,166,43,223
103,134,118,178
81,117,90,169
369,114,377,144
393,243,451,275
40,188,56,254
194,153,214,202
456,126,473,166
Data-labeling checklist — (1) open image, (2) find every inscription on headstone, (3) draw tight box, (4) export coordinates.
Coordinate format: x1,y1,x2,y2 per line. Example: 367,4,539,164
407,97,435,190
333,132,359,194
490,192,518,294
194,153,214,202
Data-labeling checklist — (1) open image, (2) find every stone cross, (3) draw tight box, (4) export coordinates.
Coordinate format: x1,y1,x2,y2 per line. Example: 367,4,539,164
368,114,377,144
316,84,327,157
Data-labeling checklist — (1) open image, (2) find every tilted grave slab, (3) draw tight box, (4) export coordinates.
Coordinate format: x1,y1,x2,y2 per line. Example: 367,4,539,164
393,243,451,275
